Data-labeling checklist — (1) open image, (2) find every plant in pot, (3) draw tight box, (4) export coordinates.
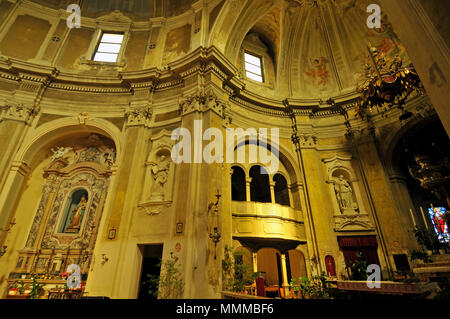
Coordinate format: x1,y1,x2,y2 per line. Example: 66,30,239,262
221,245,258,294
346,252,368,281
413,226,440,255
29,275,45,299
146,258,184,299
410,250,431,264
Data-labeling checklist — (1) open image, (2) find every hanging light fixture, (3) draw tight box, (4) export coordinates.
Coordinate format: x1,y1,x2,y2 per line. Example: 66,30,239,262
356,44,425,120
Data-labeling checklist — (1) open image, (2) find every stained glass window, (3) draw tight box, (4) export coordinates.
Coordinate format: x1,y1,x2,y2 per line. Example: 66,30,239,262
428,207,449,243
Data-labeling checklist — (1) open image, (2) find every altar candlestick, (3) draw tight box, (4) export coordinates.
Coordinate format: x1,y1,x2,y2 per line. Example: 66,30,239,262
409,208,416,227
420,206,429,230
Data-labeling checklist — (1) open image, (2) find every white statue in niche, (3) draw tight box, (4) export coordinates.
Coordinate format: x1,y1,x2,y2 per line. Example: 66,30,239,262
150,155,170,201
50,147,73,162
334,175,358,212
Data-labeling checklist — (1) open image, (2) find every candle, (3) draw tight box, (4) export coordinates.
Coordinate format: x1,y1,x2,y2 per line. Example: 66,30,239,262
420,206,429,230
409,208,416,227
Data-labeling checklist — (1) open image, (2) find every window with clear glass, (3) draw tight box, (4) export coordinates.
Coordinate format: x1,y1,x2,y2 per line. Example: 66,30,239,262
93,33,124,63
244,52,263,83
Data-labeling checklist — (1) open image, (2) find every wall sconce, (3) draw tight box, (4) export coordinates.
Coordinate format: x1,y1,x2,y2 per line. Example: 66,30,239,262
208,190,222,260
208,190,221,214
0,245,7,258
101,254,109,265
209,227,221,260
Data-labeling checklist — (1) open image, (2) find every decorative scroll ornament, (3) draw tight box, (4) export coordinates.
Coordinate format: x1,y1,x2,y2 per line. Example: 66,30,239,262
125,103,153,126
179,89,228,118
1,101,40,124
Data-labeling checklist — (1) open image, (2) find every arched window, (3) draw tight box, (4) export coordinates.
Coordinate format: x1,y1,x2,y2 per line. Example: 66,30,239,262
60,189,89,234
249,165,271,203
231,166,246,201
273,173,290,206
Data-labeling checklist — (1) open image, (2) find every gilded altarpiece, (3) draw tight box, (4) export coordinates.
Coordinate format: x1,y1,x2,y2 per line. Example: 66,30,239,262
11,136,115,282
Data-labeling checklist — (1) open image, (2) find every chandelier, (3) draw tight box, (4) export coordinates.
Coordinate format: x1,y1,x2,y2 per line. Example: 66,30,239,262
356,44,425,120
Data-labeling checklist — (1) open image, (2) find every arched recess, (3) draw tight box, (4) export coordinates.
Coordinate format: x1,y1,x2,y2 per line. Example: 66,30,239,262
0,117,122,294
383,115,449,228
324,255,336,278
287,249,307,281
0,117,122,227
256,247,280,287
380,114,441,231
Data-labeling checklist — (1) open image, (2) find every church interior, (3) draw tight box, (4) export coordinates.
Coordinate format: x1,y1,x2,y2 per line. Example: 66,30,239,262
0,0,449,300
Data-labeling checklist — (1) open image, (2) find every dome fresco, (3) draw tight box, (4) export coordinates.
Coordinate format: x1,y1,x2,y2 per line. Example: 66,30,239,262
30,0,198,20
18,0,412,101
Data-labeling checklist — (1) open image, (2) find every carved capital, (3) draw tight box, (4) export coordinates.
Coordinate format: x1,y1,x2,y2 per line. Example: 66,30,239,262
299,134,318,148
179,89,228,118
1,101,40,124
125,103,153,127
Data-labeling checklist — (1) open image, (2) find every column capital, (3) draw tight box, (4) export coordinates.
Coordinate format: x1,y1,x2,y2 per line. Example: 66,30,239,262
179,89,229,118
125,102,153,127
1,101,40,125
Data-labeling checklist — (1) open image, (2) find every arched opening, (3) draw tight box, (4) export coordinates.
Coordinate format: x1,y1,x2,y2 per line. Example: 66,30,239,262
249,165,271,203
231,166,246,201
273,173,289,206
287,250,307,281
256,248,280,287
391,119,450,242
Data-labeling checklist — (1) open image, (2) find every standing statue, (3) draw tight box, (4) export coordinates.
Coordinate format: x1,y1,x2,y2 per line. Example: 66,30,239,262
150,155,170,201
334,175,357,211
66,195,87,232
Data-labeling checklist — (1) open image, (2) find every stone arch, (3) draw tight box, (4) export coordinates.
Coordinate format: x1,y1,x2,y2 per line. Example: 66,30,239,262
210,0,277,64
14,117,122,169
0,117,121,234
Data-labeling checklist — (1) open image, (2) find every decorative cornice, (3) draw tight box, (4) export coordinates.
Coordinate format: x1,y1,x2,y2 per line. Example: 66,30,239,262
0,47,435,125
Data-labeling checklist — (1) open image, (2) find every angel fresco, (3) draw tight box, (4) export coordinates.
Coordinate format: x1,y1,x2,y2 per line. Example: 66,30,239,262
305,57,330,87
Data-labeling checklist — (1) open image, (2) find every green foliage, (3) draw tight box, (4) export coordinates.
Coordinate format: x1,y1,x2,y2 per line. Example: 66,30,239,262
8,280,26,295
221,245,258,292
413,226,440,251
30,275,44,299
345,252,368,280
146,259,184,299
410,250,431,263
290,273,331,299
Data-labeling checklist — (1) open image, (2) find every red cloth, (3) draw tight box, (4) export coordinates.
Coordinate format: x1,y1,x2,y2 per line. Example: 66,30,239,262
338,236,378,248
255,278,266,297
338,236,380,266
